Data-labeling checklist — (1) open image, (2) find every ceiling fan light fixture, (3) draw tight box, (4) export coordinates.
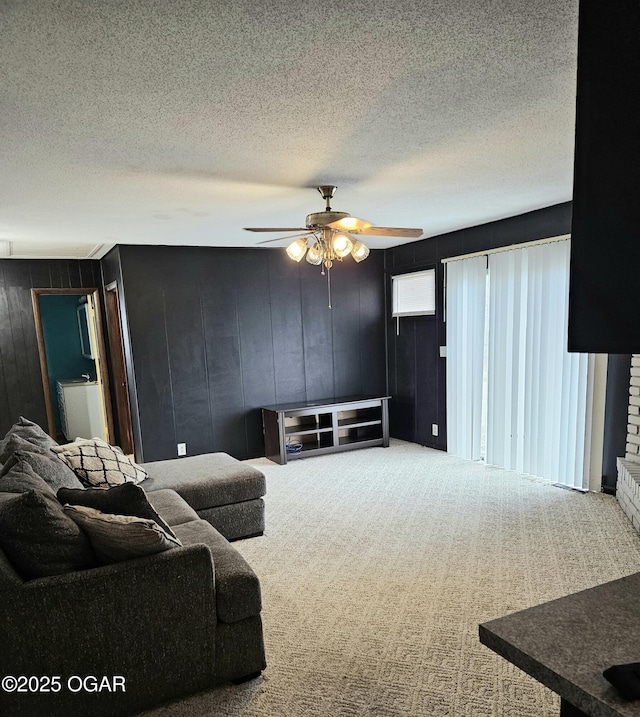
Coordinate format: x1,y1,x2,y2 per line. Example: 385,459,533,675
248,188,417,305
351,240,370,263
286,237,308,262
306,242,323,265
332,232,354,258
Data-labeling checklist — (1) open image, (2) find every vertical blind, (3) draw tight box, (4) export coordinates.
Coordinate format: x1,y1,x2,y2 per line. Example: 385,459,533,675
445,256,486,460
446,239,592,490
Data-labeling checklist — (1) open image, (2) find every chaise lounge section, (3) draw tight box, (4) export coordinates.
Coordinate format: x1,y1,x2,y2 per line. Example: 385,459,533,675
142,452,266,541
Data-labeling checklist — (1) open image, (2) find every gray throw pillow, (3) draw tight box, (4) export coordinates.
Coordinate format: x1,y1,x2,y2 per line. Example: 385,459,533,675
0,450,84,491
0,459,56,496
63,504,181,564
0,432,49,464
58,482,176,538
0,490,97,579
0,417,58,460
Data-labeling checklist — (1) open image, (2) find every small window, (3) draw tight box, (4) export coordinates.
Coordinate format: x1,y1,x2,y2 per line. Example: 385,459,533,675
392,269,436,317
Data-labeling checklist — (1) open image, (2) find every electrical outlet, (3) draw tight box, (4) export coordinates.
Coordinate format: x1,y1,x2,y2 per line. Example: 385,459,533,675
177,443,187,456
431,424,438,437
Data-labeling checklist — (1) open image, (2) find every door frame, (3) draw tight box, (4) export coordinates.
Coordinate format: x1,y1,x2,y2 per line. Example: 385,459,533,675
31,287,115,442
104,281,134,454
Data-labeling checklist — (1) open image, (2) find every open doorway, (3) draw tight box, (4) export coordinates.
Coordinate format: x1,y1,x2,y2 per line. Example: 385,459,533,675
31,288,114,444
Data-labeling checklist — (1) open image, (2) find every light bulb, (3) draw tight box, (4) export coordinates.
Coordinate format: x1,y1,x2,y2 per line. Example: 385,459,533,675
286,237,308,262
336,216,371,231
351,240,370,263
306,242,323,265
332,232,354,258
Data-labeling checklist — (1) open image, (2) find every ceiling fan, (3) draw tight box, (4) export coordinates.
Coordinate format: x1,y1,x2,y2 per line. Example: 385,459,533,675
244,185,423,271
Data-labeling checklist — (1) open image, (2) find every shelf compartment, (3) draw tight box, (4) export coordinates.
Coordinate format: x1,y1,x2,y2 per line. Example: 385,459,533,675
286,431,333,453
284,413,332,436
338,423,383,445
286,430,334,445
337,407,381,427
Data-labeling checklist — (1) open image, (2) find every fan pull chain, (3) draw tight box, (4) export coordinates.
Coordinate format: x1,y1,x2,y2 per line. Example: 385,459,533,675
327,267,332,309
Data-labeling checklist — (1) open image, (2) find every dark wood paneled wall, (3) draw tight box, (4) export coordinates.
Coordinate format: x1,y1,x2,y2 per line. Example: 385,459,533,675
385,203,573,450
569,1,640,352
116,245,386,462
0,259,102,436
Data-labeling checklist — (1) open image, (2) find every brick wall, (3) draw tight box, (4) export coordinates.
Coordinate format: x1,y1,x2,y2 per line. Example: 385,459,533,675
618,356,640,530
617,459,640,530
625,355,640,462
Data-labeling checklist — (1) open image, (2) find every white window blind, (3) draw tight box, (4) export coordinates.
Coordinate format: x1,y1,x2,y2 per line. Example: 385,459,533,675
445,256,487,460
392,269,436,317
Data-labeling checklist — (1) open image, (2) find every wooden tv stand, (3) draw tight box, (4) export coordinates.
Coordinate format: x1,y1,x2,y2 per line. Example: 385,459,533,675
262,395,390,465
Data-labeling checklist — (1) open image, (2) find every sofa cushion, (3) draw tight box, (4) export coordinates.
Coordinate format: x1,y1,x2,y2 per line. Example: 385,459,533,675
0,416,58,461
58,482,177,538
145,489,200,528
0,449,85,491
172,519,262,624
53,438,147,488
64,504,182,563
141,453,266,510
0,459,56,496
198,498,265,541
0,490,97,579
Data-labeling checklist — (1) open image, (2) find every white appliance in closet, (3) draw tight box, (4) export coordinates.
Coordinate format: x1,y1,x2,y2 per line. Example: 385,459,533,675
56,379,106,441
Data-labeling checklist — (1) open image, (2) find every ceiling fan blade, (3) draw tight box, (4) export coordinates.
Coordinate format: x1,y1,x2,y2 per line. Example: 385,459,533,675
255,232,313,245
244,227,308,232
327,217,372,232
356,226,423,238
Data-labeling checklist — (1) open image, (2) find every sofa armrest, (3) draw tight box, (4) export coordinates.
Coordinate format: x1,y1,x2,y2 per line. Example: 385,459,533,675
0,544,216,717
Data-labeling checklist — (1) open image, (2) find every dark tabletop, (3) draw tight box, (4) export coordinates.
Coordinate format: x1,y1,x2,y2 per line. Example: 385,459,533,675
479,572,640,717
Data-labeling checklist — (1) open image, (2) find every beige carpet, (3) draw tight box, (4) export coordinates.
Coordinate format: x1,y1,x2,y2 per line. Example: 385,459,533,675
142,440,640,716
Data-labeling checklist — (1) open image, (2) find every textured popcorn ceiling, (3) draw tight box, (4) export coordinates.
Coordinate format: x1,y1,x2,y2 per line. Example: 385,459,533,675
0,0,579,258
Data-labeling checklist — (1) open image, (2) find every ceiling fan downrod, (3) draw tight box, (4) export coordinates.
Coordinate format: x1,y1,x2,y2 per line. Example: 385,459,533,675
317,185,337,211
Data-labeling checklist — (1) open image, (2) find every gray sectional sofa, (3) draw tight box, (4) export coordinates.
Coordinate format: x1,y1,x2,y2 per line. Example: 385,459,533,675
0,418,268,717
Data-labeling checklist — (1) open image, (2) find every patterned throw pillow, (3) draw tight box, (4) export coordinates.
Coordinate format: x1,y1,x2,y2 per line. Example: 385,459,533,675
63,504,181,563
52,439,147,488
